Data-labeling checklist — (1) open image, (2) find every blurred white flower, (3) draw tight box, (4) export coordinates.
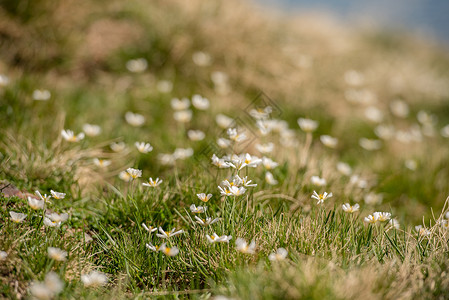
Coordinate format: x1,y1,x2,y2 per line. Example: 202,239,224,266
142,223,157,233
350,175,368,189
342,203,360,213
311,191,332,205
215,114,234,129
359,138,382,150
405,159,418,171
311,176,326,187
126,168,142,179
374,212,391,222
364,192,383,205
344,70,365,86
9,211,26,223
211,71,231,95
46,213,69,225
297,118,318,132
146,242,160,252
0,74,9,87
48,247,67,262
415,225,431,237
192,94,210,110
119,171,131,182
125,112,145,127
390,99,409,118
364,214,378,224
197,193,212,202
158,153,176,166
159,243,179,256
320,135,338,148
265,171,278,185
135,142,153,154
29,272,64,300
374,124,395,140
156,80,173,93
81,271,108,287
173,147,193,160
206,233,232,243
211,154,231,168
364,106,384,123
190,204,207,214
61,129,84,142
82,124,101,137
28,196,44,210
345,89,377,105
337,162,352,176
32,89,51,101
173,110,193,123
142,177,163,187
110,142,126,152
249,106,272,120
171,98,190,110
156,227,184,239
192,51,212,66
0,251,7,260
93,158,111,168
262,157,279,170
227,128,247,143
217,138,231,149
441,124,449,138
417,110,437,126
268,248,288,261
255,142,274,154
440,220,449,229
229,186,247,196
188,130,205,141
389,218,400,229
235,238,256,254
50,190,65,200
195,216,219,226
126,58,147,73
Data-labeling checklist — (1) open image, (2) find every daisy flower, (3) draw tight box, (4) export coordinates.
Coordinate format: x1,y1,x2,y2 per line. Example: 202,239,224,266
61,129,84,142
227,128,247,143
190,204,207,214
206,233,232,243
135,142,153,154
218,186,232,196
255,142,274,154
336,162,352,176
388,218,400,229
195,216,220,226
262,157,279,170
32,89,51,101
171,98,190,110
159,243,179,256
110,142,126,152
125,112,145,127
217,138,231,148
235,238,256,254
156,80,173,93
45,213,69,227
173,110,193,123
0,74,9,87
310,176,326,186
364,214,378,224
50,190,65,200
146,242,160,252
142,177,163,187
342,203,360,213
265,171,278,185
156,227,184,239
9,211,26,223
320,135,338,148
216,114,234,129
311,191,333,205
119,171,131,182
81,271,108,287
173,148,194,160
93,158,111,168
415,225,431,237
211,154,231,168
28,196,44,210
359,138,382,151
187,130,205,141
191,94,210,110
229,186,247,196
297,118,318,132
126,58,147,73
142,223,157,233
82,124,101,137
197,193,212,202
158,153,176,166
29,272,64,300
192,51,212,66
374,212,391,222
268,248,288,261
390,99,409,118
47,247,67,262
240,176,257,187
126,168,142,179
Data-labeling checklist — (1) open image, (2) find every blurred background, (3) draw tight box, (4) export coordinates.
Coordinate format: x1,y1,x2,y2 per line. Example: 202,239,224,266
259,0,449,45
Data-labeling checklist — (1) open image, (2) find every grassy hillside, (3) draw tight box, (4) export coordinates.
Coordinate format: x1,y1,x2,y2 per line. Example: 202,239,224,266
1,0,449,299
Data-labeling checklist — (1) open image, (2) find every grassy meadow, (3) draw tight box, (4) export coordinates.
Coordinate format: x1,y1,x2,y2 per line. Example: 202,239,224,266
1,0,449,299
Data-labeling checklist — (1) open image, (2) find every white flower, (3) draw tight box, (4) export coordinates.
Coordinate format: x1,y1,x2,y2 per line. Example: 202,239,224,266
171,98,190,110
61,129,84,142
364,214,378,224
47,247,67,261
265,171,278,185
9,211,26,223
142,223,157,233
227,128,247,143
156,80,173,93
158,153,176,166
320,135,338,148
44,217,59,227
337,162,352,176
126,58,147,73
345,89,377,104
389,218,400,229
268,248,288,261
375,124,395,140
126,168,142,179
118,171,131,182
173,148,193,160
417,111,436,126
50,190,65,200
374,212,391,222
197,193,212,202
310,176,326,187
250,106,272,120
311,191,332,205
415,225,431,236
445,212,449,219
297,118,318,132
145,242,160,252
240,176,257,187
216,114,234,129
405,159,418,171
188,130,205,141
262,157,279,170
344,70,365,86
110,142,126,152
44,213,69,227
342,203,360,213
28,196,44,210
93,158,111,168
235,238,256,254
81,271,108,287
229,186,247,196
359,138,382,151
173,110,193,123
0,74,9,87
255,143,274,154
191,94,210,110
441,124,449,138
125,112,145,127
32,89,51,101
364,106,384,123
135,142,153,154
350,175,368,189
440,220,449,229
82,124,101,137
390,99,409,118
29,272,64,300
218,186,232,196
142,177,163,187
217,138,231,149
190,204,207,214
159,243,179,256
195,216,219,226
156,227,184,239
0,251,7,260
364,192,383,205
211,154,231,168
206,233,232,243
192,51,212,66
